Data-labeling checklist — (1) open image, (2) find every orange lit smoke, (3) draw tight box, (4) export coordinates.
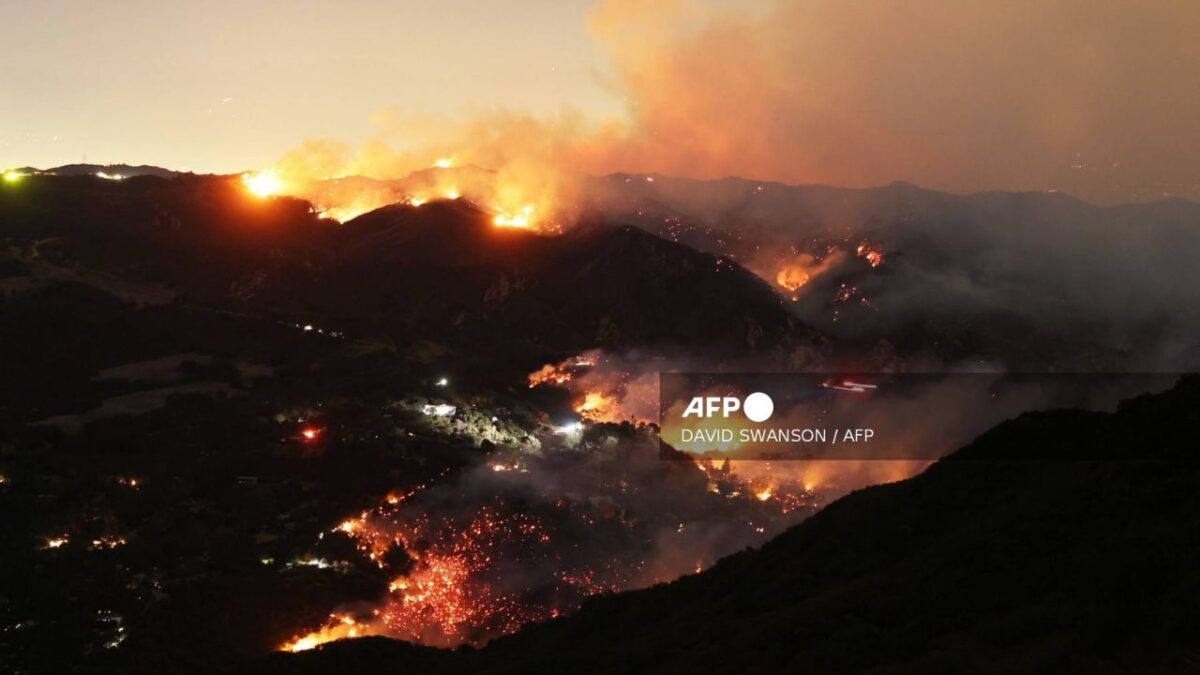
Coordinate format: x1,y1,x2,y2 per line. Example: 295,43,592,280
258,0,1200,227
264,110,597,228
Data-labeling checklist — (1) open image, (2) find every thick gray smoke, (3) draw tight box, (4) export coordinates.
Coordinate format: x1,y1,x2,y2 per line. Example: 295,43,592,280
580,176,1200,371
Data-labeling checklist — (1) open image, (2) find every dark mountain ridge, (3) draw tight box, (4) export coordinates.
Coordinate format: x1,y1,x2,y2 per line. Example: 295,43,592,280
0,174,824,361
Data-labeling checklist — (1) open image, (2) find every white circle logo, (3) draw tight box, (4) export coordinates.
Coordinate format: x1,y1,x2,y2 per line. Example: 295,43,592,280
743,392,774,422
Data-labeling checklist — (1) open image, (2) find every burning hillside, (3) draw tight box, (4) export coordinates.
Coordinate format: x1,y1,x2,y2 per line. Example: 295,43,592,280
527,351,657,424
277,419,829,652
249,155,573,232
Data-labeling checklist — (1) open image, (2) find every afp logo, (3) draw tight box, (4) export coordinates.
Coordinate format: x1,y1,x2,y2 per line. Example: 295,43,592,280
681,392,774,423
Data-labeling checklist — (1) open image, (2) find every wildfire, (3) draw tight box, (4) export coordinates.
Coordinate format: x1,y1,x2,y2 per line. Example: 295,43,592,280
89,535,128,550
696,461,824,515
856,242,885,267
493,204,536,229
773,250,842,298
283,614,367,652
318,205,370,222
776,266,810,292
526,352,656,424
574,391,618,423
527,354,595,388
283,501,602,651
835,283,859,303
280,437,833,653
241,170,284,198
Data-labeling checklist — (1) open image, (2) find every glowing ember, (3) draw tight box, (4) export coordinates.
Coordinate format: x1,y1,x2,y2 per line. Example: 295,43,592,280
526,352,655,424
285,502,598,650
773,251,841,298
776,266,810,292
574,391,617,422
89,535,128,550
280,447,831,653
527,361,578,388
283,614,368,652
529,357,589,393
241,170,284,198
301,426,321,441
835,283,859,303
493,204,535,229
856,242,885,267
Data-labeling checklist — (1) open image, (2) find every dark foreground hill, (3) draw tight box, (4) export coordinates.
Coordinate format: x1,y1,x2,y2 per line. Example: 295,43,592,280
262,375,1200,674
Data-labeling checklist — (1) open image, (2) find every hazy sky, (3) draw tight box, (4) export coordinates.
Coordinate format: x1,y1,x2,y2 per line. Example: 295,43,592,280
0,0,615,172
3,0,1198,202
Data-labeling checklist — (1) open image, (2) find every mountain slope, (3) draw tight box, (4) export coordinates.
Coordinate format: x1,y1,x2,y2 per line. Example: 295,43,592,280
271,200,824,358
0,175,825,360
266,375,1200,674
